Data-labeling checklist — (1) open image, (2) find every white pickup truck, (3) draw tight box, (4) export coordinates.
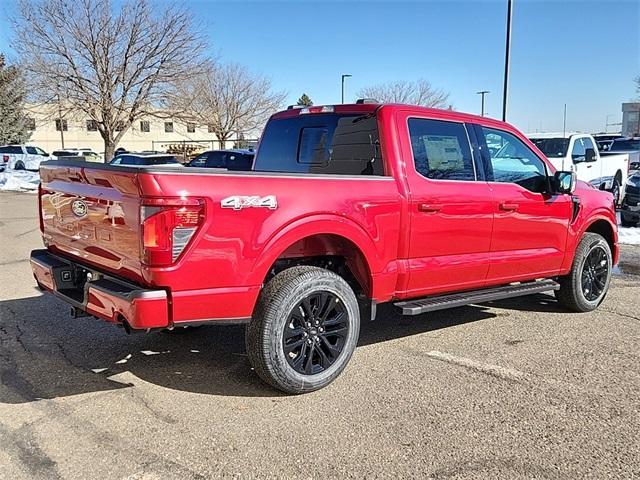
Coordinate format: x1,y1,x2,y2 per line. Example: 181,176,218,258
528,133,629,204
0,144,50,171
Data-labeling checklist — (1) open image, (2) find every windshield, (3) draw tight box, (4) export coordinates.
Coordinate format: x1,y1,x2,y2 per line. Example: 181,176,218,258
143,156,179,165
530,138,570,158
610,139,640,151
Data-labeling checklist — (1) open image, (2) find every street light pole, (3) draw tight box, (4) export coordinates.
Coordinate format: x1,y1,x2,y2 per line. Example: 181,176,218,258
477,90,490,116
502,0,513,122
341,74,352,104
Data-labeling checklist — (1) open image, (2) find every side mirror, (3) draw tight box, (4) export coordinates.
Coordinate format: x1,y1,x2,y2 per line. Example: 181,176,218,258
553,170,576,194
585,148,597,162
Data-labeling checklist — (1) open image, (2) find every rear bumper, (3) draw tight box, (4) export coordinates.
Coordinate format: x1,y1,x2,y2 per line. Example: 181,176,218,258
30,249,169,330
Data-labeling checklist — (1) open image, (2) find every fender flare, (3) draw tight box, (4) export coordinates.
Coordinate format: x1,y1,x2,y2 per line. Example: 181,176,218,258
249,214,383,288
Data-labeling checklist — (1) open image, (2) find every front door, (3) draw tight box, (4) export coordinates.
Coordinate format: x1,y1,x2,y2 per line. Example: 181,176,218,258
398,114,494,297
475,125,573,283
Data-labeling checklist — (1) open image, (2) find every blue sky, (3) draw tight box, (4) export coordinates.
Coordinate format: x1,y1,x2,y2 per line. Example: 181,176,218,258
1,0,638,133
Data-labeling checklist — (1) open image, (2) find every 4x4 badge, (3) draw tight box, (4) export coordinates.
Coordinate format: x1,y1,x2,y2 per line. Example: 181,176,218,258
221,195,277,210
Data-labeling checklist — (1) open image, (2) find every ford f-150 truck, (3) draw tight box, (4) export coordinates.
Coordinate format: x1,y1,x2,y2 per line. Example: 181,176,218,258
30,102,618,394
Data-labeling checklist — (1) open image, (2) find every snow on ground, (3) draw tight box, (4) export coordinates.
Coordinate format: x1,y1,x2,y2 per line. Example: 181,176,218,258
619,226,640,245
0,170,40,192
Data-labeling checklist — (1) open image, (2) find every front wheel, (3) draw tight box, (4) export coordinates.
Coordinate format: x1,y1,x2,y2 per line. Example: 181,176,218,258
555,232,612,312
246,266,360,394
610,177,621,206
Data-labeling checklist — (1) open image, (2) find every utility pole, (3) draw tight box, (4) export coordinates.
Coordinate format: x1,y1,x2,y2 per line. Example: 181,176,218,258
477,90,490,116
341,74,352,104
502,0,513,122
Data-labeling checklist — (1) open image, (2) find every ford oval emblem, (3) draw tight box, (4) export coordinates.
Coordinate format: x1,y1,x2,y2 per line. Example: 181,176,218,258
71,200,88,218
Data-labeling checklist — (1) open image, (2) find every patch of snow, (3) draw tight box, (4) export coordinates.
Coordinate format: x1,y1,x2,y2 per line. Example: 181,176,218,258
141,350,160,356
619,227,640,245
0,170,40,192
91,368,108,374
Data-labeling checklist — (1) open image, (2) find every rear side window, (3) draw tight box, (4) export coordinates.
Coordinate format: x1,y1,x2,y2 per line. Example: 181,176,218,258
408,118,475,181
254,114,384,175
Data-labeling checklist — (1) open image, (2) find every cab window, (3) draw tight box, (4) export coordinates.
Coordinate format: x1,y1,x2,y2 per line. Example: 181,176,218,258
571,138,586,161
480,127,548,193
408,118,475,181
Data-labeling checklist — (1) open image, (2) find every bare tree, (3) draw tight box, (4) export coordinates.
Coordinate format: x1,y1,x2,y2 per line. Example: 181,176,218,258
13,0,204,160
357,79,449,108
167,61,286,147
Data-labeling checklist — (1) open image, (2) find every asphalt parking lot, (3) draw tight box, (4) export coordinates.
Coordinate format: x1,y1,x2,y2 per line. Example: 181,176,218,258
1,191,639,479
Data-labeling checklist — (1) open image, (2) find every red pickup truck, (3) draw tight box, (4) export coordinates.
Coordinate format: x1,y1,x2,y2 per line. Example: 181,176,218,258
30,102,618,393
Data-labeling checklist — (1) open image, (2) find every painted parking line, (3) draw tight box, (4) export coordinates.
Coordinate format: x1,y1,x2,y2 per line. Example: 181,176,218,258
424,350,526,383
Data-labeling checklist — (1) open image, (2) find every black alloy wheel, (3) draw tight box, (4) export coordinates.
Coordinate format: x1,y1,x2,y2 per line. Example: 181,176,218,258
283,291,349,375
581,245,609,302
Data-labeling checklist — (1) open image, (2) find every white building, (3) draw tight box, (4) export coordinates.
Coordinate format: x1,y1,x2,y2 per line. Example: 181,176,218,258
23,104,255,156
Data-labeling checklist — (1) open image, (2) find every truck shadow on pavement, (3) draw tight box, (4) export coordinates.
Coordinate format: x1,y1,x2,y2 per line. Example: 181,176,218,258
0,292,567,403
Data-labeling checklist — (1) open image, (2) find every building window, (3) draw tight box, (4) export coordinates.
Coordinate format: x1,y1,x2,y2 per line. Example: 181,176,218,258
55,119,68,132
187,122,196,133
115,121,125,131
140,120,150,133
164,122,174,133
86,120,98,131
207,124,215,133
26,118,36,131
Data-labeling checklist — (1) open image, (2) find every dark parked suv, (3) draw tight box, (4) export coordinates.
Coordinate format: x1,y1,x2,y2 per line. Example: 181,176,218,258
188,149,254,171
621,172,640,227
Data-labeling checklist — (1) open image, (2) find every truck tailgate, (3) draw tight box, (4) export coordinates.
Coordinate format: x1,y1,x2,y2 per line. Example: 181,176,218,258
39,163,144,283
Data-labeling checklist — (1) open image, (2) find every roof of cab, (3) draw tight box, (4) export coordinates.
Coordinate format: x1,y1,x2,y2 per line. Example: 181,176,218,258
269,102,511,129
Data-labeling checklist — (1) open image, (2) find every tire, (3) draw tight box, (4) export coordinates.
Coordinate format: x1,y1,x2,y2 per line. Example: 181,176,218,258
620,213,639,228
610,176,621,206
555,232,612,312
14,161,25,170
246,266,360,394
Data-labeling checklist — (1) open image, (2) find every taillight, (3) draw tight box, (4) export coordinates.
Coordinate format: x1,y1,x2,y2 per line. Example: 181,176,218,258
141,197,205,266
300,106,335,114
2,155,8,163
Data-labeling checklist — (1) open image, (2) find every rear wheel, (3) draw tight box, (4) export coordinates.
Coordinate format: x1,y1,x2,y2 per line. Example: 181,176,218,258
246,266,360,394
555,233,612,312
14,161,25,170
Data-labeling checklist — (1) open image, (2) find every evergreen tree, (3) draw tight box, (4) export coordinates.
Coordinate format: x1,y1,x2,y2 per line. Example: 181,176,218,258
0,54,30,145
296,93,313,107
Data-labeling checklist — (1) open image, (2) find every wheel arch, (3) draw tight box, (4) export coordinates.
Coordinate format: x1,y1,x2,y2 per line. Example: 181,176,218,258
250,215,382,297
583,217,617,257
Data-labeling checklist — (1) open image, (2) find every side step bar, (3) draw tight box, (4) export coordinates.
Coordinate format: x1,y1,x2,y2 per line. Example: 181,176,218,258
394,279,560,316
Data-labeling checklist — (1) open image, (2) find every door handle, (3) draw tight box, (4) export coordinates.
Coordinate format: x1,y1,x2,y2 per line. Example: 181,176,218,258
499,202,519,211
586,164,593,168
418,203,442,213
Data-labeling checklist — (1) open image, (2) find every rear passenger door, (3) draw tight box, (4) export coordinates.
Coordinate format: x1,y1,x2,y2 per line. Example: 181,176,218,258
397,113,494,297
475,125,572,283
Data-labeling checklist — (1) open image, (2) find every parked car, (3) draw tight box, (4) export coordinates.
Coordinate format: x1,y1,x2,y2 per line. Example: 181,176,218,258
31,102,618,394
621,171,640,227
0,144,49,171
592,133,622,152
109,153,182,167
602,137,640,175
51,148,101,162
528,132,629,204
187,149,254,171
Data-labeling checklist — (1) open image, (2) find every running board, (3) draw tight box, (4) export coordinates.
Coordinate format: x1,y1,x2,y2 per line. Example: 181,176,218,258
394,279,560,316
